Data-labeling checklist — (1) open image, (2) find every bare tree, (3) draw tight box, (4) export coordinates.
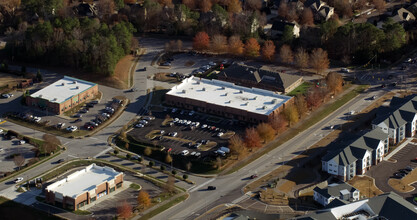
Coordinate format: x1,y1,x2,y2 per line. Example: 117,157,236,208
14,155,25,170
268,114,288,134
278,2,288,19
294,48,309,69
256,123,276,142
326,72,343,95
211,34,228,53
185,161,192,171
176,40,183,51
372,0,386,13
300,8,314,26
244,127,262,149
164,175,176,193
227,0,242,14
199,0,213,13
97,0,115,20
279,44,294,64
284,105,299,127
117,201,132,219
228,35,244,55
245,0,262,11
182,0,196,9
310,48,330,75
144,147,152,156
262,40,276,62
228,134,246,159
295,94,308,118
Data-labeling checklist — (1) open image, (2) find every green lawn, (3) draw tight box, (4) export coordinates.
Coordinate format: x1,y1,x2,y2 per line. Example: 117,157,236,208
0,196,63,220
286,82,312,96
225,84,367,174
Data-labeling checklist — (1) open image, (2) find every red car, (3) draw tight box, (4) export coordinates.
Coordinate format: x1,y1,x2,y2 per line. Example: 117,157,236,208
250,174,258,179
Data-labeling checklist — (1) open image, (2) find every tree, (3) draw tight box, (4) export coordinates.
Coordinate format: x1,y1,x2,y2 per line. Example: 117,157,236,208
185,161,192,171
199,0,212,13
176,40,183,51
183,174,188,180
256,123,276,142
306,87,323,110
262,40,276,62
14,154,25,170
294,48,309,69
160,165,166,171
137,190,151,210
310,48,329,75
245,0,262,11
295,94,308,118
182,0,196,9
227,0,242,14
284,105,299,126
372,0,386,13
382,18,406,52
114,0,124,10
244,38,260,58
281,25,294,45
164,175,175,193
279,44,293,64
228,35,244,55
158,0,173,8
268,114,288,134
211,34,228,53
192,31,210,51
278,2,288,19
216,156,222,169
124,142,129,150
171,170,177,175
326,72,343,95
36,69,43,82
117,201,132,219
144,147,152,156
244,127,262,149
149,161,154,167
126,153,131,159
42,134,60,155
228,134,246,159
165,154,172,164
300,8,314,26
114,149,119,155
97,0,115,19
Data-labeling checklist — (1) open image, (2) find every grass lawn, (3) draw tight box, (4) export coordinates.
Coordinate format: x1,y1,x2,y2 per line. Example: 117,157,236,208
138,194,188,220
151,86,170,105
286,82,312,96
348,176,383,198
388,168,417,193
72,210,91,215
130,183,142,190
0,196,63,220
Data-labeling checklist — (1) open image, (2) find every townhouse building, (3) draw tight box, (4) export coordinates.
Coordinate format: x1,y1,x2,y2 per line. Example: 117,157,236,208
313,183,360,207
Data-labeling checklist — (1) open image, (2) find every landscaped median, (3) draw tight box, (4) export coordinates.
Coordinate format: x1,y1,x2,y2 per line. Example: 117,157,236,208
388,168,417,193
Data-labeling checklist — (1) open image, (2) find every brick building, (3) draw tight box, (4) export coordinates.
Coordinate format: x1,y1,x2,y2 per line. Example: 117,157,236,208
26,76,98,115
45,164,123,210
165,76,293,123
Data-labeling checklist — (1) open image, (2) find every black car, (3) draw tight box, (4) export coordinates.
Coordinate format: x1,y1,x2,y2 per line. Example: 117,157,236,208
387,75,393,79
57,159,65,163
401,66,406,70
381,84,386,88
207,186,216,190
390,82,397,87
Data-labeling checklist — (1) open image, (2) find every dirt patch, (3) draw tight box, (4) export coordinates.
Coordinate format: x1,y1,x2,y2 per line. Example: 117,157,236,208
388,168,417,193
259,188,289,205
145,130,162,140
199,142,218,151
184,61,195,67
348,176,383,198
154,72,178,83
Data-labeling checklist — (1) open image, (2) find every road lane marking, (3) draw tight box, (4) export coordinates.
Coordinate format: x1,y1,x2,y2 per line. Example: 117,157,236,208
189,178,215,192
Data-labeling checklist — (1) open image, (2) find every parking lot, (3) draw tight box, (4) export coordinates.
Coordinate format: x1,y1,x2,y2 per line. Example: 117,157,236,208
86,174,162,219
0,132,36,173
128,108,242,157
366,142,417,200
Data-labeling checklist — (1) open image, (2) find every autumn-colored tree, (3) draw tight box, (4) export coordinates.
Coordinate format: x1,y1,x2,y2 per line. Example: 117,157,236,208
97,0,115,19
193,31,210,51
199,0,213,13
244,38,260,58
326,72,343,95
117,201,132,219
256,123,276,142
310,48,330,75
228,134,246,159
42,134,60,155
14,154,25,170
227,0,242,14
268,114,288,134
182,0,196,9
295,94,308,118
137,190,151,209
261,40,276,62
176,40,183,51
165,154,172,164
144,147,152,156
284,105,299,127
294,48,309,69
158,0,173,8
216,156,222,169
279,44,294,64
228,35,244,55
306,87,323,110
244,0,262,11
300,8,314,26
211,34,228,53
185,161,192,171
278,2,288,18
244,127,262,149
372,0,386,13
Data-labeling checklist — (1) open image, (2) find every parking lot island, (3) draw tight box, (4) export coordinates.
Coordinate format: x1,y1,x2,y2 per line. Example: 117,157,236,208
45,163,123,210
165,76,293,123
26,76,98,115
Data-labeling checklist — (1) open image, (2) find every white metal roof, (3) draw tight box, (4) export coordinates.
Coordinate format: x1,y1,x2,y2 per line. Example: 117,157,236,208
30,76,96,104
166,76,292,115
46,164,122,199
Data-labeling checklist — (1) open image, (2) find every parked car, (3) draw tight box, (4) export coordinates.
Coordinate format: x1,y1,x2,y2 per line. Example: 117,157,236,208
207,186,216,190
33,117,41,123
74,114,82,118
57,159,65,163
181,150,189,156
169,132,178,137
14,177,24,183
66,126,78,132
80,109,89,113
135,123,144,128
217,132,224,137
18,140,26,145
341,68,350,73
57,123,65,128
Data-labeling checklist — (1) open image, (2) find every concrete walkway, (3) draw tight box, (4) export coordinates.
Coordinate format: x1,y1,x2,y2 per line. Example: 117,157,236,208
384,138,413,161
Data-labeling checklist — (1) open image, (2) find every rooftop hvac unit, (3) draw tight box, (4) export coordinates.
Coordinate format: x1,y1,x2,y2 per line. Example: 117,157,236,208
262,106,267,109
227,100,232,103
244,102,249,106
73,81,77,84
221,87,225,90
182,90,186,93
76,86,79,89
253,96,257,100
61,83,65,86
38,95,43,98
272,99,277,104
53,98,57,101
224,93,228,96
197,81,200,84
202,87,206,91
239,90,243,94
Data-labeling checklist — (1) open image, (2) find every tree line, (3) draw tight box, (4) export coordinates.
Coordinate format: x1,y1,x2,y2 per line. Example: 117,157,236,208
6,17,135,76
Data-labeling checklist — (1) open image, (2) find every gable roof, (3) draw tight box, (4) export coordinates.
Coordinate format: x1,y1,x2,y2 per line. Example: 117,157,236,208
373,109,407,129
314,183,359,199
322,145,358,166
218,63,302,92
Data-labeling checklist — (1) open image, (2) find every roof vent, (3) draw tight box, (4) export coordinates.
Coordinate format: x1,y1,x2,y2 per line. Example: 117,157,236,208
239,90,243,94
73,81,77,84
227,100,232,103
76,86,79,89
253,96,257,100
39,94,42,98
182,89,186,93
224,93,228,96
202,87,206,91
262,106,267,109
61,83,65,86
272,99,277,104
52,98,57,101
244,102,249,106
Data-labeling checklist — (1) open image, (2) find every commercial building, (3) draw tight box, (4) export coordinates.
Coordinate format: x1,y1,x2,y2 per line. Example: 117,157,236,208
218,63,303,94
26,76,98,115
165,76,293,123
45,164,123,210
294,192,417,219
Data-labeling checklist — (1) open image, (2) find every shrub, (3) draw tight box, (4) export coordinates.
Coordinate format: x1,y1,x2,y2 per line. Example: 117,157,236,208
21,66,26,73
138,157,143,163
114,149,119,155
183,174,188,180
126,154,131,159
160,165,166,171
149,161,154,167
172,170,177,175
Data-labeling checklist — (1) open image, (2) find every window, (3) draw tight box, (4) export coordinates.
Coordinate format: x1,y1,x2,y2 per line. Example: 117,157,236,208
90,196,96,203
110,187,115,193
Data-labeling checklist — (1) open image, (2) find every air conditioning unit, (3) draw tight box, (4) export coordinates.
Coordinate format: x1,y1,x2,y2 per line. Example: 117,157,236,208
61,83,65,86
76,86,79,89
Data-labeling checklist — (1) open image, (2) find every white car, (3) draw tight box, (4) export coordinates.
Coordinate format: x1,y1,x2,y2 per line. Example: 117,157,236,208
33,117,41,122
190,151,196,156
0,148,4,152
173,118,179,122
66,126,77,132
209,62,217,66
14,177,24,183
341,68,350,73
135,123,144,128
169,132,178,137
349,110,356,115
217,132,224,137
0,129,3,134
195,152,201,157
18,140,26,145
201,124,208,129
181,150,189,156
1,94,10,98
